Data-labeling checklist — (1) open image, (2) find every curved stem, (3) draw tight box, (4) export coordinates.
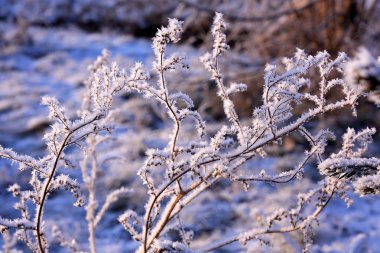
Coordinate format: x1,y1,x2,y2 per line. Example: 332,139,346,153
35,117,99,253
36,133,72,253
234,149,316,183
143,52,183,253
201,187,336,252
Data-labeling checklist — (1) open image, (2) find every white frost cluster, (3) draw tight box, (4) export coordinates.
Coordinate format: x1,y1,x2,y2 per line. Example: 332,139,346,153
319,128,378,179
211,12,229,58
344,47,380,105
353,174,380,196
152,18,183,57
344,47,380,88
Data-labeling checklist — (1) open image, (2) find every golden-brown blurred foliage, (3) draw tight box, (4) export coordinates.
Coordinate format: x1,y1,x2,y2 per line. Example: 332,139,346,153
245,0,379,59
173,0,380,59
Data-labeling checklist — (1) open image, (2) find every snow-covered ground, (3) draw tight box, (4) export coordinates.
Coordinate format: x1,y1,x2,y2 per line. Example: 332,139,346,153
0,22,379,253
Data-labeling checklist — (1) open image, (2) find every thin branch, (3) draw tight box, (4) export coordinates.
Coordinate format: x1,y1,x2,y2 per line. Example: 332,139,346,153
35,116,100,253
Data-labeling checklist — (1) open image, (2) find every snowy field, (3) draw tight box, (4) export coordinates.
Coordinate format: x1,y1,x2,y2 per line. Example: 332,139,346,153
1,8,380,253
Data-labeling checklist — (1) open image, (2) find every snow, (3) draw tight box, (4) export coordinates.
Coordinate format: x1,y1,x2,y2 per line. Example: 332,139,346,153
0,14,380,253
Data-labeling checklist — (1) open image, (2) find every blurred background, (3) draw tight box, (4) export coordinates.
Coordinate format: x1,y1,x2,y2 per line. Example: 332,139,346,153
2,0,380,140
1,1,380,252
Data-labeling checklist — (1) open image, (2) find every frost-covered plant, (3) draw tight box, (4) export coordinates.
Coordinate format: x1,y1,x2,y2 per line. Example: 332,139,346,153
115,13,379,253
0,49,135,252
79,55,132,253
80,133,131,253
1,12,380,253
